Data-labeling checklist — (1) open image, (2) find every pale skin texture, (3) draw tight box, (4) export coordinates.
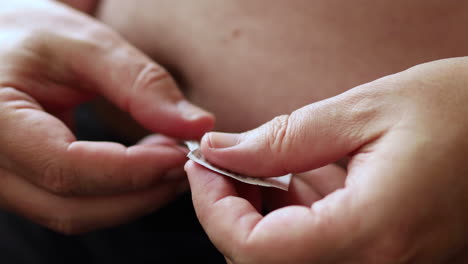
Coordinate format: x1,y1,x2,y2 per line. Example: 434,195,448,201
4,0,468,262
187,58,468,263
0,0,214,234
96,0,468,263
97,0,468,131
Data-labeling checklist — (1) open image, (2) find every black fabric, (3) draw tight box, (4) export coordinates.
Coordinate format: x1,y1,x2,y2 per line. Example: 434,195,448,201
0,103,224,264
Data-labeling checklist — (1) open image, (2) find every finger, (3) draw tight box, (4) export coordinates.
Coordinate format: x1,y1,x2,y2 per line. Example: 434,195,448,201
299,163,347,197
55,23,214,139
186,160,360,263
0,167,188,234
263,164,347,211
233,180,263,213
185,161,263,257
137,134,179,146
137,134,188,155
6,5,214,139
57,0,98,14
200,85,391,176
0,88,187,195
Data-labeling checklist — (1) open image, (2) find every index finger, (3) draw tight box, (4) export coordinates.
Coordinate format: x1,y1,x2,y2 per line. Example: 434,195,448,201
61,25,215,139
184,161,263,257
185,160,360,263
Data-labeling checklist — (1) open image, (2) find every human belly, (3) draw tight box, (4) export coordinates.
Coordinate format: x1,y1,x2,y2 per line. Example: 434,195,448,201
97,0,468,133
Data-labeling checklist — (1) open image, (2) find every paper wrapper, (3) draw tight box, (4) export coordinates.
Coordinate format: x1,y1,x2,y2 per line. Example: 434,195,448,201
185,141,291,191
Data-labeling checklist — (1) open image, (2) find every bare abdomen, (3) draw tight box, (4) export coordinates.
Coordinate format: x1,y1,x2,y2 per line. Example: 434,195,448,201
97,0,468,133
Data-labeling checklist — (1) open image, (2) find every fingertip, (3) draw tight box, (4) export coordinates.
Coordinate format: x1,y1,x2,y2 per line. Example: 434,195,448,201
177,100,214,123
201,132,242,152
185,160,237,199
184,160,204,188
199,132,236,162
137,134,177,146
175,100,216,138
200,133,211,151
184,112,216,139
184,160,218,188
184,162,264,258
199,131,275,177
184,160,196,175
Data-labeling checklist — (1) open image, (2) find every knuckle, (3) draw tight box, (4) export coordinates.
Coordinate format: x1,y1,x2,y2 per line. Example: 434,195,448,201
134,63,173,94
0,30,76,89
41,161,76,196
74,29,119,56
15,29,57,60
0,30,49,74
127,62,180,110
135,63,171,90
264,114,293,155
84,23,123,49
0,87,25,103
116,150,146,192
0,87,40,110
72,37,104,56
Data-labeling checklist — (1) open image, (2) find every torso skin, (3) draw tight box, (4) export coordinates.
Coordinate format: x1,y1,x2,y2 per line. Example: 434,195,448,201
96,0,468,134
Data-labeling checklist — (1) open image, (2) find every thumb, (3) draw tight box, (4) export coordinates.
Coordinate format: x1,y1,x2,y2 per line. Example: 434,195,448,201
200,87,388,176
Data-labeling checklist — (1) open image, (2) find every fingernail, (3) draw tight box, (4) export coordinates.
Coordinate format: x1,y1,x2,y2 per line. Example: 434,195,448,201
161,167,186,182
206,132,240,149
177,100,212,121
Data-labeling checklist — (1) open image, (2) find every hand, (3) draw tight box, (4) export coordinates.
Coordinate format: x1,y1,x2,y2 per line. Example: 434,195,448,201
186,58,468,263
57,0,98,14
0,0,214,234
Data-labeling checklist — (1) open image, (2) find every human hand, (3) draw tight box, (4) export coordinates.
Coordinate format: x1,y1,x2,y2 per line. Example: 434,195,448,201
57,0,98,14
0,0,214,234
186,58,468,263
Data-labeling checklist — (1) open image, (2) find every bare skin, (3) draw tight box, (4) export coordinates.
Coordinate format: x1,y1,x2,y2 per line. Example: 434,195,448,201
97,0,468,131
96,1,468,263
187,58,468,263
2,0,468,261
0,0,214,234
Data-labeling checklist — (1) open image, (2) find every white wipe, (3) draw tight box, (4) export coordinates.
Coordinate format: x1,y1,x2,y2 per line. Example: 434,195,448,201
185,141,291,191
